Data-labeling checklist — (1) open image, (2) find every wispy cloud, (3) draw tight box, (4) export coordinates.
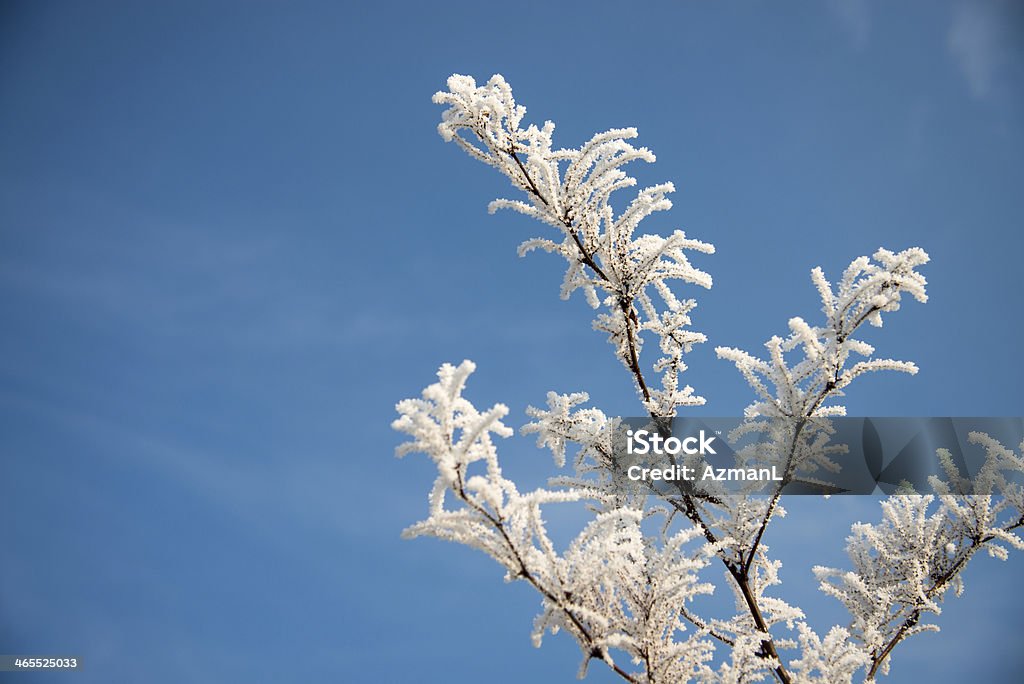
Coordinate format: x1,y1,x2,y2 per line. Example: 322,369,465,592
0,215,406,351
827,0,871,50
0,386,371,540
948,2,1005,100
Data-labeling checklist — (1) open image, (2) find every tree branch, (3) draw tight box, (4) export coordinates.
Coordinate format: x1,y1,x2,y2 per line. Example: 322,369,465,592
742,299,889,572
503,140,792,684
453,468,641,684
866,514,1024,679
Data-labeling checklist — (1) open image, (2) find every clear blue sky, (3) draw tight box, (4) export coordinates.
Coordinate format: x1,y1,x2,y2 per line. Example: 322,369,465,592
1,1,1022,682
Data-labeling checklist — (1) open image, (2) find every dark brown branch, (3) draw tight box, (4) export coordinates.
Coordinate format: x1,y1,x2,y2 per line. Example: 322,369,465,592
866,514,1024,679
504,145,645,402
743,417,810,571
506,145,550,208
742,296,890,573
453,468,640,684
730,564,792,684
502,143,792,684
680,607,735,647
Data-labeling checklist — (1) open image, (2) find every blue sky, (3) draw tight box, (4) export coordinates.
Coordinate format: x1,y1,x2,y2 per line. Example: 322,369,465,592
1,1,1022,682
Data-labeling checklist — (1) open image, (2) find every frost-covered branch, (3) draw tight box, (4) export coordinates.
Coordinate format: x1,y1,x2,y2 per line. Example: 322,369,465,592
434,74,714,416
393,72,1016,683
716,247,929,422
430,74,821,684
395,361,720,682
714,249,930,581
815,434,1024,679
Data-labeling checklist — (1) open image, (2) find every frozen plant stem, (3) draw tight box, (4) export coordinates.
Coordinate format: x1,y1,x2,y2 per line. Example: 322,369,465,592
504,143,651,404
506,129,797,684
864,511,1024,679
451,464,642,683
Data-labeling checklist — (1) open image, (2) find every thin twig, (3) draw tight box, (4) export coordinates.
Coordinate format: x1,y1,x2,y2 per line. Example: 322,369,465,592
453,468,641,684
866,515,1024,679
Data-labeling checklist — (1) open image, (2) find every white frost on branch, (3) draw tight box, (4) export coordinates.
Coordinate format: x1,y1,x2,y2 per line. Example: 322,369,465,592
395,361,725,682
787,624,870,684
394,360,577,572
814,435,1024,678
716,248,929,419
392,73,1020,683
434,74,713,415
